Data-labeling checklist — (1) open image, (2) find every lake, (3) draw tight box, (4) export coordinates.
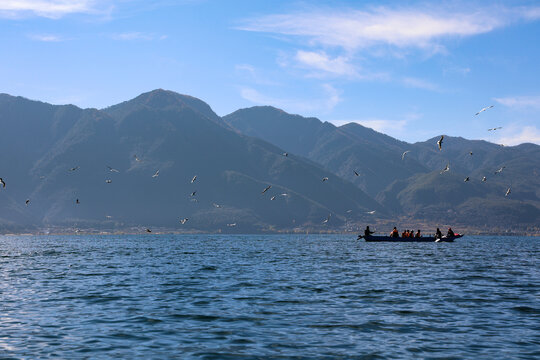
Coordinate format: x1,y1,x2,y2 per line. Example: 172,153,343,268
0,234,538,359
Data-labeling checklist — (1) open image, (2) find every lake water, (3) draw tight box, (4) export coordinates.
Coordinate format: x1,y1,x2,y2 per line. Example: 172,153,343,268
0,234,538,359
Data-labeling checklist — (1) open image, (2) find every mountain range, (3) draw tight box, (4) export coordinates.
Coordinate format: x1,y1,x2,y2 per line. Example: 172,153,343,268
0,90,538,234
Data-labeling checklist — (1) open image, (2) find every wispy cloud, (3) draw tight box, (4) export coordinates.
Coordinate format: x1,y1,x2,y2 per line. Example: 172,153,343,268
110,32,167,41
0,0,109,19
239,5,540,55
28,33,65,42
494,95,540,109
493,125,540,145
240,84,341,113
294,50,358,78
235,64,280,86
402,77,440,91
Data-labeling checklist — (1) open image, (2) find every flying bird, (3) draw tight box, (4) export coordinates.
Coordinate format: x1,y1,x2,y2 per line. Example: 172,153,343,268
354,170,360,176
270,195,276,201
322,214,331,224
213,203,222,208
69,166,80,172
25,199,30,206
282,152,288,157
180,218,188,224
105,179,112,183
482,176,487,182
107,166,120,173
191,175,197,183
469,151,473,156
105,215,113,219
146,228,152,233
261,185,271,194
190,191,197,197
401,150,411,160
494,166,506,174
505,187,511,197
475,105,494,115
366,210,376,215
440,163,450,174
488,127,502,131
76,199,80,204
464,177,470,182
346,209,353,213
227,223,237,227
134,155,141,162
437,136,444,151
322,177,329,182
152,170,159,178
0,178,5,188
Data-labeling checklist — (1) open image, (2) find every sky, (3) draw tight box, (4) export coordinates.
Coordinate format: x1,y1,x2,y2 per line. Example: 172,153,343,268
1,0,540,145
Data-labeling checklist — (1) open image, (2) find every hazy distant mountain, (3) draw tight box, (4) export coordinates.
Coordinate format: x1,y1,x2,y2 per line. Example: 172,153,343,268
224,106,540,230
0,90,383,233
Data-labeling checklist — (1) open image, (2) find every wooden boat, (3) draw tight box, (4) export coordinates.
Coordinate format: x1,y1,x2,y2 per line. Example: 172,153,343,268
358,234,463,242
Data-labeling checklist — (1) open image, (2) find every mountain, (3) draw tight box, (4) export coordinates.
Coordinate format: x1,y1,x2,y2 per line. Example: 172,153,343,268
0,90,383,233
224,106,540,231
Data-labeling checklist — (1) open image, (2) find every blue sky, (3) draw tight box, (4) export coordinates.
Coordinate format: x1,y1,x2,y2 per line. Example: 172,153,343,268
1,0,540,145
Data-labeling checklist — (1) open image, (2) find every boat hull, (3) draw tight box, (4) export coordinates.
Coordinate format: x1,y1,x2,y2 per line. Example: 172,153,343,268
359,234,462,242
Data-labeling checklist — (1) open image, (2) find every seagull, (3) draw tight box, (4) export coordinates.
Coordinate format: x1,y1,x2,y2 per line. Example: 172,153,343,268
280,193,289,197
69,166,80,172
401,150,411,160
227,223,237,227
354,170,360,176
105,215,113,219
482,176,487,182
190,191,197,197
469,151,473,156
475,105,494,115
76,199,80,204
0,178,5,188
146,228,152,233
270,195,276,201
282,152,288,157
134,155,141,162
107,166,120,173
152,170,159,178
191,175,197,183
322,177,329,182
346,209,353,213
25,199,30,206
322,214,331,224
488,127,502,131
213,203,222,208
494,166,506,174
180,218,188,224
464,177,470,182
440,163,450,174
366,210,376,214
261,185,271,194
437,135,444,151
105,179,112,183
505,187,511,197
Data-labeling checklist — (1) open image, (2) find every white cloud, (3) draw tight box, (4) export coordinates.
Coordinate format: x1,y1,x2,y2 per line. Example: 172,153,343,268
493,126,540,145
402,77,439,91
28,33,64,42
240,84,341,113
294,50,358,77
494,95,540,109
0,0,107,19
239,5,540,54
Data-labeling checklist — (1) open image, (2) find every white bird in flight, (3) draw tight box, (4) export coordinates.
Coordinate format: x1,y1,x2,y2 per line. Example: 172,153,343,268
191,175,197,183
213,203,222,208
475,105,494,115
270,196,276,201
134,155,141,162
505,187,511,197
354,170,360,176
366,210,376,215
105,179,112,183
440,163,450,174
437,136,444,151
0,178,5,188
322,214,331,224
107,166,120,173
180,218,188,224
482,176,487,182
25,199,30,206
227,223,236,227
401,150,410,160
464,177,470,182
494,166,506,174
261,185,271,194
322,177,329,182
488,127,502,131
152,170,159,178
69,166,80,172
282,152,288,157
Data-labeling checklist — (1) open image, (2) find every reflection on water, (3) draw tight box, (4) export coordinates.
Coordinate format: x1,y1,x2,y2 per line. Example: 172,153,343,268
0,235,538,358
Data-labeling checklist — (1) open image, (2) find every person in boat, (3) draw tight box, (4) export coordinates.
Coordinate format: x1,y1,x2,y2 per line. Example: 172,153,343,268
415,229,421,238
447,227,455,237
364,226,374,238
435,227,442,239
390,227,399,238
401,229,407,238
